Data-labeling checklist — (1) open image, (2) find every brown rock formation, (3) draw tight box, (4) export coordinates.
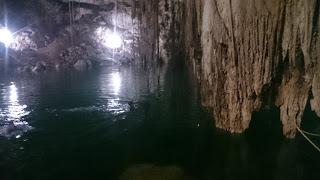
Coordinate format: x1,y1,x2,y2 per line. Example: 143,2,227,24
182,0,320,138
3,0,319,138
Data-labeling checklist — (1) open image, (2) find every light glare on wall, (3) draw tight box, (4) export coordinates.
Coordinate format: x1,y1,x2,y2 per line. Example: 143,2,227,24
103,31,122,49
0,27,14,47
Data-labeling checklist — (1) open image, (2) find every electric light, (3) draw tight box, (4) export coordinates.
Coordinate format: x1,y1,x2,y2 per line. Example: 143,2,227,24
103,31,122,49
0,27,14,47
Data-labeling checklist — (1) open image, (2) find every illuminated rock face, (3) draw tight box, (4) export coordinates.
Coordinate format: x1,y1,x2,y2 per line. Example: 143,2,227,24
2,0,179,70
3,0,319,138
182,0,320,138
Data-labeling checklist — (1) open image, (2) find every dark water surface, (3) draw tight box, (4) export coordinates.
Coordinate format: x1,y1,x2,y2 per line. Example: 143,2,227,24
0,65,319,180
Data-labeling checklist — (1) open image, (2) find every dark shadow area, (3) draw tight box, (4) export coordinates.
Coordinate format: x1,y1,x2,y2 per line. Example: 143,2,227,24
0,57,320,180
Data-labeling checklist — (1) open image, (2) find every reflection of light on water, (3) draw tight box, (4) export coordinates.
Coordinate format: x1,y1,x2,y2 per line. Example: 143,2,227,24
7,83,30,120
9,83,18,102
111,72,121,96
108,72,129,115
107,98,130,115
98,70,130,117
0,82,32,138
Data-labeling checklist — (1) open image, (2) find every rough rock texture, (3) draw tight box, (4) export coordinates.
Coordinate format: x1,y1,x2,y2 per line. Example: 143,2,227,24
1,0,180,72
2,0,318,138
0,0,181,105
158,0,183,63
182,0,320,137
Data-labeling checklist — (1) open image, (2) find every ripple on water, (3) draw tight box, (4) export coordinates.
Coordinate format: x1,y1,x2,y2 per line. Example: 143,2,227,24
57,100,131,115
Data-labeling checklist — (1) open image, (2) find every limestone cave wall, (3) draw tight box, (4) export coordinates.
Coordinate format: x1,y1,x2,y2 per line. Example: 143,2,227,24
1,0,180,72
182,0,320,137
2,0,319,138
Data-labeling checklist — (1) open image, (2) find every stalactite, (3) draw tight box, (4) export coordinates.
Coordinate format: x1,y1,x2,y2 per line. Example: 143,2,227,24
182,0,320,138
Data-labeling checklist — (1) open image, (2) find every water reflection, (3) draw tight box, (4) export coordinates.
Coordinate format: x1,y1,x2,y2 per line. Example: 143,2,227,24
44,67,163,118
107,99,130,115
7,83,29,120
0,82,32,138
97,69,127,116
0,66,318,180
110,71,121,96
9,83,18,102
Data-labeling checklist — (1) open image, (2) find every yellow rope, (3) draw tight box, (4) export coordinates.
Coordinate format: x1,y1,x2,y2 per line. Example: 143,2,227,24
296,125,320,152
301,129,320,137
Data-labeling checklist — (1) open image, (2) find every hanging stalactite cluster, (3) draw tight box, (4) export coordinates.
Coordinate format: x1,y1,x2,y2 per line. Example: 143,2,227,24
182,0,320,138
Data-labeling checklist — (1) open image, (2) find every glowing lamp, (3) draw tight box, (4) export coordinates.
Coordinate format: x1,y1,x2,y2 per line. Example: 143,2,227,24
104,32,122,49
0,27,14,47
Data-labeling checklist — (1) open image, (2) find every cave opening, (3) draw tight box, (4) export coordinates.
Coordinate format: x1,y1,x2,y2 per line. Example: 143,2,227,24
0,0,320,180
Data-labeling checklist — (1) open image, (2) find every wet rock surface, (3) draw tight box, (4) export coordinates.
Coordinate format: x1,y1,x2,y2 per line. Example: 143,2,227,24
182,0,320,137
1,0,179,72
